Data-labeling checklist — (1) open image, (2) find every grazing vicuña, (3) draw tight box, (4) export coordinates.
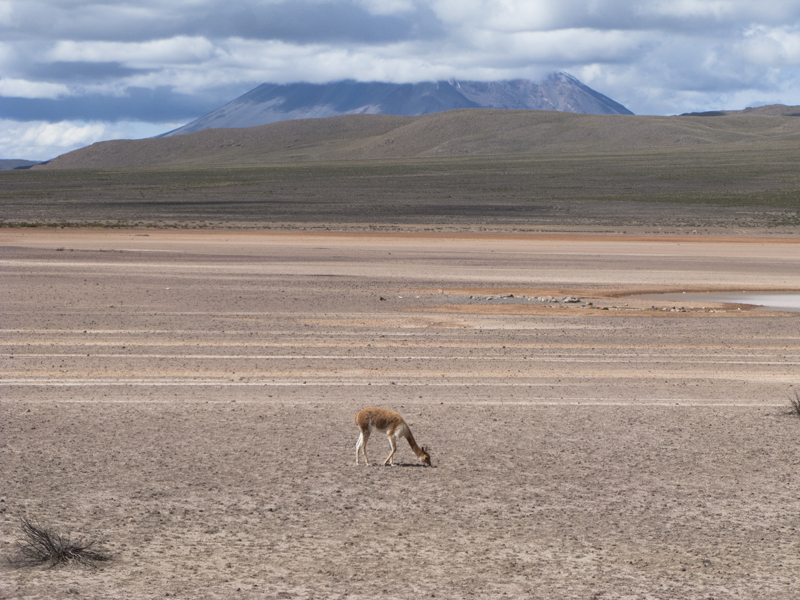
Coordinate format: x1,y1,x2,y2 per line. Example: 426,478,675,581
355,407,431,467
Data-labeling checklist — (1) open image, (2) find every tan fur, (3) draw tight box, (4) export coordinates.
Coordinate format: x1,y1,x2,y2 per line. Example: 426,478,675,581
355,407,431,467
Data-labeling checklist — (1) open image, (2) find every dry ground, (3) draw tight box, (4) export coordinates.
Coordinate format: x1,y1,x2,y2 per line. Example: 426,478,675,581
2,229,800,599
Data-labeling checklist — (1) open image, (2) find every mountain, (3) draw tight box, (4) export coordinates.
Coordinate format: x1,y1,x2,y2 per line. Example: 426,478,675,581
38,105,800,170
163,72,633,136
0,159,40,170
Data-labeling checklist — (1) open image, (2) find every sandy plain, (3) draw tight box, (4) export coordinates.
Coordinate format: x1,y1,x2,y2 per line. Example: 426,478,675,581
2,228,800,600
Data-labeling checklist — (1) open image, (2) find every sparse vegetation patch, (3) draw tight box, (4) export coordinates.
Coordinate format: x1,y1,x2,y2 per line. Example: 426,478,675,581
9,517,111,568
2,148,799,231
790,390,800,419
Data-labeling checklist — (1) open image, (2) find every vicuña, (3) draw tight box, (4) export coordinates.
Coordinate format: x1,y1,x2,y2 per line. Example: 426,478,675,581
355,407,431,467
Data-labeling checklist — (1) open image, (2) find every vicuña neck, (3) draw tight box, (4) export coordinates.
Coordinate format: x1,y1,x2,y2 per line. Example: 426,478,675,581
405,433,425,457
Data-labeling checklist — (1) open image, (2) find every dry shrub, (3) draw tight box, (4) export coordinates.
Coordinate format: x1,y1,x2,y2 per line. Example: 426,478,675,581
790,391,800,419
9,517,110,568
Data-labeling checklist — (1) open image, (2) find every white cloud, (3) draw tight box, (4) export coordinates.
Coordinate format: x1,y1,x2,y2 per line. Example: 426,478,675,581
0,77,69,98
0,119,185,160
478,1,568,32
151,27,647,89
0,120,106,159
646,0,738,20
472,28,647,64
743,26,800,66
48,36,217,67
642,0,800,23
354,0,416,16
23,121,104,147
0,0,13,25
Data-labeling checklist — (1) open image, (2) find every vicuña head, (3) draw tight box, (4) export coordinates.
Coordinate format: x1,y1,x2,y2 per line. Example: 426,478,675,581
355,407,432,467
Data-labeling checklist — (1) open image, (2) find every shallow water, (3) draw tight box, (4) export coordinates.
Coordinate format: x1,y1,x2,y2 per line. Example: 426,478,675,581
630,291,800,313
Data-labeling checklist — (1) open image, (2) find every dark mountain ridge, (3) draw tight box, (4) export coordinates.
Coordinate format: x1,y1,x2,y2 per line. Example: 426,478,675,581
0,159,40,170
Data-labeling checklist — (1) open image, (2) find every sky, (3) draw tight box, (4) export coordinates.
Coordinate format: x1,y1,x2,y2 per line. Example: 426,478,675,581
1,0,799,160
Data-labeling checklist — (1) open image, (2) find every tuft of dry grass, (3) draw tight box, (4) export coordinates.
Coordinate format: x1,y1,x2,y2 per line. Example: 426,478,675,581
8,517,111,568
790,391,800,419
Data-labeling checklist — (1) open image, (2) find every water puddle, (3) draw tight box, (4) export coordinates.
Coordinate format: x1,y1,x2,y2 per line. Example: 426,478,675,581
629,292,800,313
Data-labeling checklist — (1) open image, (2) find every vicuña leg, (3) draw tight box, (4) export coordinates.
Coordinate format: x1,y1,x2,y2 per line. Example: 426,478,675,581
384,434,398,466
356,430,371,465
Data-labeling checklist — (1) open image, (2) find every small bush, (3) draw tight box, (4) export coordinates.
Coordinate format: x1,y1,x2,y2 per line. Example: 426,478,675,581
9,517,110,567
790,391,800,419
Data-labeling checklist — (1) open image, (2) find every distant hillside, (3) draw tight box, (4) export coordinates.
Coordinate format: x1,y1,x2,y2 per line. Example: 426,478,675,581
681,105,800,117
0,159,40,170
163,73,633,137
38,105,800,170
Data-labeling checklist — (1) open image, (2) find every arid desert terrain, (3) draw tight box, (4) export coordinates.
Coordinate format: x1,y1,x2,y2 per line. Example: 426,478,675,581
2,228,800,599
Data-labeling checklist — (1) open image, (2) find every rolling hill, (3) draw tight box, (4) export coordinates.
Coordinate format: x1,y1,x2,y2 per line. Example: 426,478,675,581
38,104,800,170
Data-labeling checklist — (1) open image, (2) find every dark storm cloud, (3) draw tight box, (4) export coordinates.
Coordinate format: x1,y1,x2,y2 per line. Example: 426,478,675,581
4,1,443,44
25,61,152,84
192,2,444,44
0,86,226,122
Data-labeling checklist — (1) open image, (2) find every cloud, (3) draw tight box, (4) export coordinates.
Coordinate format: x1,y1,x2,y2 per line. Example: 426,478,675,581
25,61,152,84
0,119,185,161
470,28,648,65
355,0,417,16
644,0,797,23
5,0,434,44
0,77,69,99
48,36,218,66
0,86,230,121
0,1,12,26
0,119,107,160
742,26,800,66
